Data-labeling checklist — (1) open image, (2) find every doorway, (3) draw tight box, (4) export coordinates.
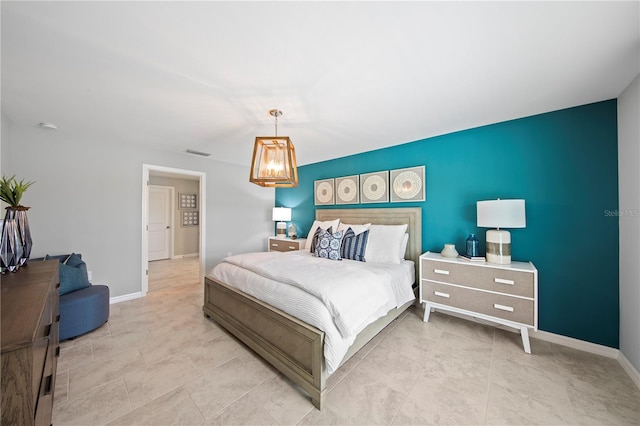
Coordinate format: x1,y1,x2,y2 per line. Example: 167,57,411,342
141,164,206,295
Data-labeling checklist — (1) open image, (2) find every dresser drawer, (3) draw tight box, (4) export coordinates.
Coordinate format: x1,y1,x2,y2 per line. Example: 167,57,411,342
269,239,303,252
422,259,534,298
423,281,534,326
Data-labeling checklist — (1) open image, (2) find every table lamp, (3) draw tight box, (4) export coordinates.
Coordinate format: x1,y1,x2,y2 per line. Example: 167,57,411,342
477,199,526,264
272,207,291,239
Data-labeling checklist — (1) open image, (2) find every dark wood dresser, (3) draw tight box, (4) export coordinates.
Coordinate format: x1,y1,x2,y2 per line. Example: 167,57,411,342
1,260,60,426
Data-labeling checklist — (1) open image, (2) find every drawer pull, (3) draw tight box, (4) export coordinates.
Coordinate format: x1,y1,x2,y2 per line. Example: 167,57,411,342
271,243,278,247
43,374,53,395
494,278,515,285
288,246,296,250
434,269,450,275
434,291,450,298
493,303,514,312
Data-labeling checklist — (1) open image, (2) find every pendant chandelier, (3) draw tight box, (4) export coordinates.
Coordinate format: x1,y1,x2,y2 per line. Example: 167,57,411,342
249,109,298,188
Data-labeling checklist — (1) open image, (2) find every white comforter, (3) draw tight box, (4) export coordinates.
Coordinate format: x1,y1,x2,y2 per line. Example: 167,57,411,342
208,250,414,373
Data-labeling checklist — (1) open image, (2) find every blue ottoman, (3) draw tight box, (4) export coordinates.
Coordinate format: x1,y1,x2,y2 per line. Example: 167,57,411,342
60,284,110,340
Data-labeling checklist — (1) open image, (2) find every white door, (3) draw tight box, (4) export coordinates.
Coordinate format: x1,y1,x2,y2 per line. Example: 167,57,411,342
148,186,172,261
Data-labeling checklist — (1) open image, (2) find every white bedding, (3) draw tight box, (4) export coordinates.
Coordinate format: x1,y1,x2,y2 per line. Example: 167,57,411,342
208,250,415,373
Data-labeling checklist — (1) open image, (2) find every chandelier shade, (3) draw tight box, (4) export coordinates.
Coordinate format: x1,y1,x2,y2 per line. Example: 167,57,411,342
249,110,298,188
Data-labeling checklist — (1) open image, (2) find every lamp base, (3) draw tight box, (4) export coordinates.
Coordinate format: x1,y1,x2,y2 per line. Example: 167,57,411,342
486,229,511,264
276,221,287,239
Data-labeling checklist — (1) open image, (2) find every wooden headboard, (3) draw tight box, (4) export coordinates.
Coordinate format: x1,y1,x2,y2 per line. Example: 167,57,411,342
316,207,422,279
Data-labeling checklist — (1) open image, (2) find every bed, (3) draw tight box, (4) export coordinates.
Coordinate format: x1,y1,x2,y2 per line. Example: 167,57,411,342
203,207,421,409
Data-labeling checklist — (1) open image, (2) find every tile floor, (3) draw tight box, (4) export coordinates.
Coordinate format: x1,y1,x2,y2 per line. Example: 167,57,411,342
52,257,640,425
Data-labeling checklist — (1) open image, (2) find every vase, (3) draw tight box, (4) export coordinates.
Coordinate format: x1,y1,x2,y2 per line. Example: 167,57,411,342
441,243,458,258
12,206,32,265
466,233,479,257
0,213,24,273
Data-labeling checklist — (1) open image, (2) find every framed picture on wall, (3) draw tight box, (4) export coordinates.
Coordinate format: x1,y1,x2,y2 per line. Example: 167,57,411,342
335,175,360,205
360,171,389,204
179,193,197,209
390,165,426,202
181,210,199,227
314,178,335,205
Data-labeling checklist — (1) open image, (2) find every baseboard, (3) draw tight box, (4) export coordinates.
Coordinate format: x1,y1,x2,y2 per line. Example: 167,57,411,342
531,329,619,358
618,351,640,389
171,253,199,259
110,292,144,304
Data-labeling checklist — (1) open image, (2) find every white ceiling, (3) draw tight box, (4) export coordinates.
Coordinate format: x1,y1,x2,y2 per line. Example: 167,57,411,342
2,1,638,167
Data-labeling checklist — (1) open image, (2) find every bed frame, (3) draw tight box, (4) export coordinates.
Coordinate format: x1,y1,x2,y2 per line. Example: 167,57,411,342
203,207,421,409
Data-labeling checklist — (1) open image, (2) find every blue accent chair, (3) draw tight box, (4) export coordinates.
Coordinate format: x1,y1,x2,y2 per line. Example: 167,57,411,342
32,254,110,340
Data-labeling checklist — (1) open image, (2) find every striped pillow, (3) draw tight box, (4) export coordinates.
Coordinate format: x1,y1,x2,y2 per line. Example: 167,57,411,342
340,227,369,262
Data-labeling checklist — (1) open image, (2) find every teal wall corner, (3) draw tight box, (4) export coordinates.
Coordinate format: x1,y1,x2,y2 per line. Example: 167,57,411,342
276,100,620,348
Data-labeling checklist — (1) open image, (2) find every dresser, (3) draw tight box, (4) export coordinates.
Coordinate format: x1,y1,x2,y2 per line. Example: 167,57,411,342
268,237,307,252
1,260,60,426
420,251,537,353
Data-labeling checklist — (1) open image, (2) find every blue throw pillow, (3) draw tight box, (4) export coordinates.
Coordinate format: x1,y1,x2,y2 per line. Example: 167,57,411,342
314,229,344,261
341,228,369,262
310,226,332,254
57,254,91,295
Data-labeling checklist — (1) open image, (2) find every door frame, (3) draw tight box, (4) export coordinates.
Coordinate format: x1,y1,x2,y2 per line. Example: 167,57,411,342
141,164,206,295
148,185,174,261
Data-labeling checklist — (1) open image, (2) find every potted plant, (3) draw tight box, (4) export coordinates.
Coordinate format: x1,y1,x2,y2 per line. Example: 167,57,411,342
0,175,35,272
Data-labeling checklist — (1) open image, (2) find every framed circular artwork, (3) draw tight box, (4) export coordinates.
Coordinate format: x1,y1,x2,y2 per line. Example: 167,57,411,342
335,175,359,204
314,178,335,205
390,166,425,202
359,171,389,204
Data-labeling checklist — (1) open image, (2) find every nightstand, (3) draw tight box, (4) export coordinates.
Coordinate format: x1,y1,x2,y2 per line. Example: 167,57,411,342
268,237,307,252
420,251,538,353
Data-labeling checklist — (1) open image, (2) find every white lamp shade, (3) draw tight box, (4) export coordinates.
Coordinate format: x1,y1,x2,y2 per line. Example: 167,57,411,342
477,199,526,229
272,207,291,222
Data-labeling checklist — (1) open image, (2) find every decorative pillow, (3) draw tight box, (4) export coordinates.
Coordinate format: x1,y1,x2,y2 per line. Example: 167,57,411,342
310,226,332,254
314,229,345,261
337,222,371,235
46,253,91,295
305,219,340,251
364,224,409,264
340,227,369,262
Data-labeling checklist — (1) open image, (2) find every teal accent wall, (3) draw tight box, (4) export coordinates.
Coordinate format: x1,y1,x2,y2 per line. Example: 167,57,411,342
276,100,619,348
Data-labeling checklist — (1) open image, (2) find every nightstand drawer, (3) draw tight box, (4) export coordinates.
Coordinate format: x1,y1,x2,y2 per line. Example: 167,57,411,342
269,238,303,252
422,259,534,298
423,281,534,326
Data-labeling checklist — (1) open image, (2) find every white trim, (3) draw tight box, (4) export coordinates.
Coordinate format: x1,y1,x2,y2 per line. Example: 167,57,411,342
171,253,199,259
110,292,144,304
142,164,206,297
531,329,619,358
618,351,640,390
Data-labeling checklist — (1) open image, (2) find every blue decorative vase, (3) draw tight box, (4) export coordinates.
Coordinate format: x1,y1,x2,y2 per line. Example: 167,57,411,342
466,233,479,257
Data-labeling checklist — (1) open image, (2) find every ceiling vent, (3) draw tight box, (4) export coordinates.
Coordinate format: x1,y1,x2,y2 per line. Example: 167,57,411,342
184,149,211,157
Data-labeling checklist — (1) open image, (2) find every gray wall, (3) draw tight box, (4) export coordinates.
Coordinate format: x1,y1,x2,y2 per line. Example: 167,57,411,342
1,117,274,298
149,175,199,257
618,73,640,372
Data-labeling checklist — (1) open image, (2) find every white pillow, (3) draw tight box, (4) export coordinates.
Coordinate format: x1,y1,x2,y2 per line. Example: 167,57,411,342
364,224,408,264
399,233,409,259
305,219,341,250
337,222,371,235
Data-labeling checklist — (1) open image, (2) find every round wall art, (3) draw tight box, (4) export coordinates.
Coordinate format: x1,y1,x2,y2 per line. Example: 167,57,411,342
314,178,335,205
359,171,389,203
336,175,359,204
390,166,425,202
